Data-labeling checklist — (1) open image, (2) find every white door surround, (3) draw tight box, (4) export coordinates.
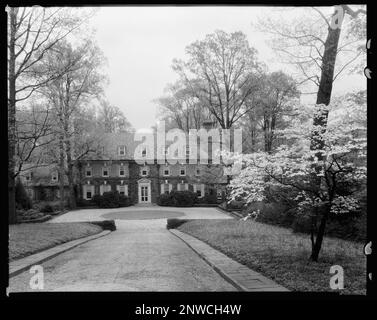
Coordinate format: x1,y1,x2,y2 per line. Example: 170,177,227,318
138,178,151,203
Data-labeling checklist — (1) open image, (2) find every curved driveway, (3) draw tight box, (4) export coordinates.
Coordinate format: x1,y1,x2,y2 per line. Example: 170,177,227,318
9,207,236,292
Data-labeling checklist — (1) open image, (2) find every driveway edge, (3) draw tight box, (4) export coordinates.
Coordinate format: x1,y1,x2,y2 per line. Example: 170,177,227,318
170,229,289,292
9,230,111,278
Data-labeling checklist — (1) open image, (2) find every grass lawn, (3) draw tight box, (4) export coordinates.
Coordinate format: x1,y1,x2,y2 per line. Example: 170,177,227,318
177,219,366,295
9,222,103,261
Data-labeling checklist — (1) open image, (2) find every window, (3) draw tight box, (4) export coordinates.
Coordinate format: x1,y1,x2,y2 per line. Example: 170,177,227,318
100,184,111,195
51,172,58,182
180,167,186,176
177,183,188,191
163,166,170,176
161,183,172,195
193,184,205,198
118,146,126,156
140,166,149,177
195,167,200,176
102,167,109,177
85,167,92,177
83,185,95,200
117,185,128,196
119,166,126,177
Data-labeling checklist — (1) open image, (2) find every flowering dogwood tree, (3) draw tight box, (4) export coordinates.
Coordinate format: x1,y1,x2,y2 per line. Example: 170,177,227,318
227,94,366,261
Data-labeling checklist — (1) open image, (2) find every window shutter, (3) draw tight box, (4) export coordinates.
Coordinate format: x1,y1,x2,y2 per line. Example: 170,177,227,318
160,184,165,195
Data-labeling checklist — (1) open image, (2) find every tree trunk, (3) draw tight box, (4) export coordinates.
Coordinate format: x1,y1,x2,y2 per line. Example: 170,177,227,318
308,9,343,260
8,8,17,224
59,134,65,212
310,207,329,262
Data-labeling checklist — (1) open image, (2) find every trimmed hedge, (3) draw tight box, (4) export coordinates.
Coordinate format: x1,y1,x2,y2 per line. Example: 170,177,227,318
91,191,131,208
90,220,116,231
158,190,221,207
157,191,197,207
166,218,190,229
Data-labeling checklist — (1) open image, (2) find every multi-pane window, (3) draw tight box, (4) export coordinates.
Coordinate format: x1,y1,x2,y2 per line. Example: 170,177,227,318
102,167,109,177
161,183,172,194
119,166,125,177
83,185,95,200
180,167,186,176
177,183,188,191
85,167,92,177
100,184,111,195
118,146,126,156
117,185,128,196
193,184,205,198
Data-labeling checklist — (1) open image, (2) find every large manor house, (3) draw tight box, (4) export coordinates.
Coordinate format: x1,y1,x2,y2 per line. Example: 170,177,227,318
20,122,229,204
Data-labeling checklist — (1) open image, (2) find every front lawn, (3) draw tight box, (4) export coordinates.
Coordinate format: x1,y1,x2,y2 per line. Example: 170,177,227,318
177,219,366,295
9,222,103,261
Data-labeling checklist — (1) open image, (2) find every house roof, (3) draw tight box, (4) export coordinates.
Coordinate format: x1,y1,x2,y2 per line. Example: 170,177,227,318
19,163,68,187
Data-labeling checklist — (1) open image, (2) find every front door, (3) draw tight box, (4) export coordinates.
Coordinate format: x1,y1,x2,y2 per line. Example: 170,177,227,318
138,181,151,203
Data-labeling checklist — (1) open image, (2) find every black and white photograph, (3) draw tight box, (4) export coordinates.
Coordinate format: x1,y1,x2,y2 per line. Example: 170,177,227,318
4,2,373,308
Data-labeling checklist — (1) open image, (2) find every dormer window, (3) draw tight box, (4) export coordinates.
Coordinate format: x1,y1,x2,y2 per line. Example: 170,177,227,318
102,167,109,177
51,172,58,182
180,167,186,176
86,167,92,177
118,146,126,156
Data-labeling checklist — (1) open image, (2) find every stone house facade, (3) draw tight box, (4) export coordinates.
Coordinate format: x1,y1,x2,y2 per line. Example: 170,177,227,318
20,125,229,205
78,130,228,204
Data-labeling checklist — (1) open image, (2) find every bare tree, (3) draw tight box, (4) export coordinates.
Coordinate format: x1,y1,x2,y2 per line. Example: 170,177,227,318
7,6,94,223
155,81,212,132
40,39,106,210
97,100,134,133
172,30,263,129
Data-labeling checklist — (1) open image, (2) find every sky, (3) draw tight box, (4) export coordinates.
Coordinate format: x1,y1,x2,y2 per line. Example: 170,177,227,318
88,6,366,130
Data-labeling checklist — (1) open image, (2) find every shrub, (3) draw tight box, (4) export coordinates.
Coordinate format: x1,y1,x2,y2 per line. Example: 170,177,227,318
76,198,95,208
91,191,131,208
157,191,197,207
119,194,131,207
40,204,53,213
157,193,172,206
227,199,245,210
99,191,120,208
166,218,189,229
90,220,116,231
15,179,32,210
200,193,218,204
